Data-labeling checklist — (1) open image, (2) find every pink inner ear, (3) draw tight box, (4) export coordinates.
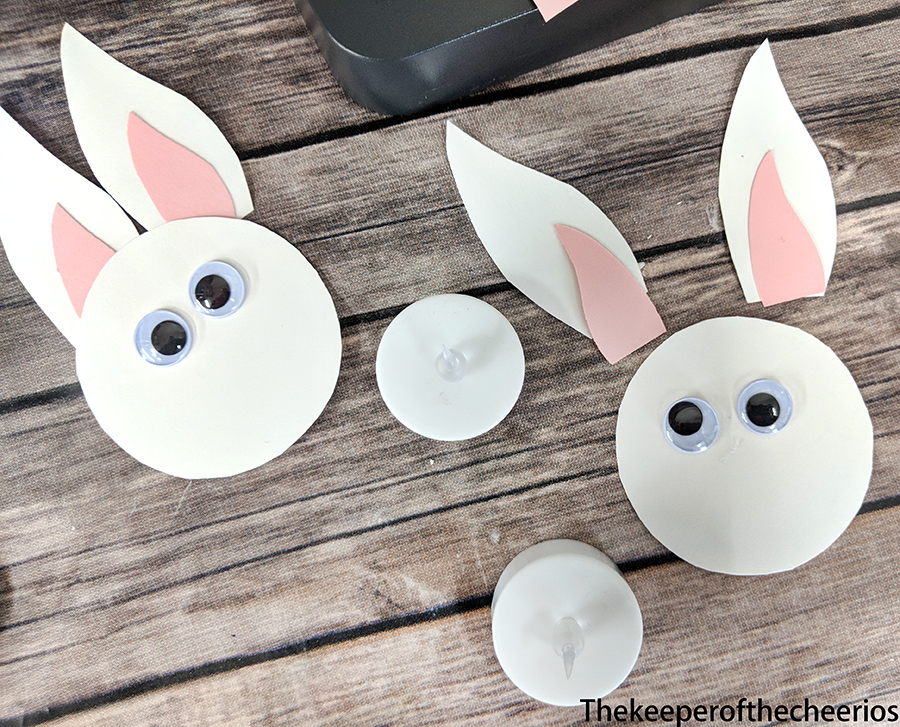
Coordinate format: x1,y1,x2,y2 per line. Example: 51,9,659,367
52,204,115,317
534,0,580,21
748,151,826,306
556,225,665,364
127,112,236,222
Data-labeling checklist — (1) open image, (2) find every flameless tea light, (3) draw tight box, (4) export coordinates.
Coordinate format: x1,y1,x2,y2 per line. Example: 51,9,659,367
491,540,643,706
375,294,524,441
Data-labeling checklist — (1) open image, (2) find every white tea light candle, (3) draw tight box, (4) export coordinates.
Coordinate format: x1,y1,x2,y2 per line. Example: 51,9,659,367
492,540,643,706
375,294,524,441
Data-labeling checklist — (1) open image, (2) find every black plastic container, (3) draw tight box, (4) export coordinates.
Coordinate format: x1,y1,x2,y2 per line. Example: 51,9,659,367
296,0,719,116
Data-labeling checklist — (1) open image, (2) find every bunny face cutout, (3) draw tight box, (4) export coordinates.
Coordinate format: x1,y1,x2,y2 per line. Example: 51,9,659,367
616,317,872,575
447,41,874,575
78,218,339,479
0,26,341,479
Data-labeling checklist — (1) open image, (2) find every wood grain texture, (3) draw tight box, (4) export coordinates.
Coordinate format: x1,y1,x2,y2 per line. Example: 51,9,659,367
1,0,900,723
1,200,900,718
3,17,900,397
47,508,900,726
1,0,898,164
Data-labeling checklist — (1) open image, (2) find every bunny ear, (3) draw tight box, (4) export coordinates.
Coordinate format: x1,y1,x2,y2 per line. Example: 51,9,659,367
446,121,661,359
0,107,137,345
60,24,252,231
555,225,665,363
719,40,835,306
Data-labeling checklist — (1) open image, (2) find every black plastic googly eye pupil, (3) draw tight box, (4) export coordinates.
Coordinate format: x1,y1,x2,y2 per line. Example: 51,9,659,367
746,392,780,428
195,274,231,310
150,320,188,356
668,401,703,436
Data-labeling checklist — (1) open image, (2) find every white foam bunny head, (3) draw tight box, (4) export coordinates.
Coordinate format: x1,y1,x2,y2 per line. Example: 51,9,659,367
0,25,341,479
446,41,873,576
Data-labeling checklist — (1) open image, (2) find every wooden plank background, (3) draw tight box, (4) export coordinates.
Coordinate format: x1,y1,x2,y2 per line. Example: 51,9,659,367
1,0,900,723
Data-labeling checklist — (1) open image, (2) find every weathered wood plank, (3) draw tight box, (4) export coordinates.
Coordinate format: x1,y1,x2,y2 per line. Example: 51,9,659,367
46,506,900,726
246,18,900,263
3,20,900,398
3,1,900,722
0,0,362,172
1,0,898,165
1,198,899,718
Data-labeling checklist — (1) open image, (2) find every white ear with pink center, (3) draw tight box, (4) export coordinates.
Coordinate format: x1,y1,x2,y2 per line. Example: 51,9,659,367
719,40,836,306
446,121,664,363
61,24,252,231
0,106,137,346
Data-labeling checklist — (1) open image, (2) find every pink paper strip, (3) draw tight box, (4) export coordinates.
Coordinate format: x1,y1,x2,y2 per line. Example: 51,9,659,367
127,112,236,222
52,204,115,317
556,224,665,364
534,0,580,22
748,151,826,306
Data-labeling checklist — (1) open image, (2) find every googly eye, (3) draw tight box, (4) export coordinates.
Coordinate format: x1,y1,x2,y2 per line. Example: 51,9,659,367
737,380,793,434
134,311,192,366
190,261,245,317
664,398,719,453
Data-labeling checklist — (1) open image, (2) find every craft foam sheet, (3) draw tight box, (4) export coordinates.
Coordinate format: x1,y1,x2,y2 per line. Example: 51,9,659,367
77,218,341,479
616,317,873,575
555,225,664,363
0,107,137,346
52,204,116,316
534,0,580,22
61,24,252,230
719,41,836,304
747,150,826,305
445,121,646,339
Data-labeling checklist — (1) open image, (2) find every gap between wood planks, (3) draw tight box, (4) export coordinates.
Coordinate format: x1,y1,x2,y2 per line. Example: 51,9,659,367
237,4,900,161
9,496,900,727
3,9,900,723
1,399,896,635
2,186,899,419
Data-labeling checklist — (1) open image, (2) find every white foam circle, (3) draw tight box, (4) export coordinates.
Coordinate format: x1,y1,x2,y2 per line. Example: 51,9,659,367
492,540,643,706
617,317,873,575
77,218,342,479
375,294,524,441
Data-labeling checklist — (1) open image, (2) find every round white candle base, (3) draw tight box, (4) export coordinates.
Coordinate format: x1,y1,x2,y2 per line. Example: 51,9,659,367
492,540,643,706
376,294,525,441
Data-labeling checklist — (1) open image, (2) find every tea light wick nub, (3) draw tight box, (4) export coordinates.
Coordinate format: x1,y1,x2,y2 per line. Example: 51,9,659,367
553,617,585,680
436,344,468,383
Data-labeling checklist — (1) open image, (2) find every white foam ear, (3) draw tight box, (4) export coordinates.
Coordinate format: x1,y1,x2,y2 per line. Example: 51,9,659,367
0,106,137,346
446,121,645,338
61,24,252,230
719,40,836,304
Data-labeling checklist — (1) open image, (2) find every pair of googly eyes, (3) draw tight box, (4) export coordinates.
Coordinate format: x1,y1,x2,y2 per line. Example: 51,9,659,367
664,380,793,454
134,262,246,366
